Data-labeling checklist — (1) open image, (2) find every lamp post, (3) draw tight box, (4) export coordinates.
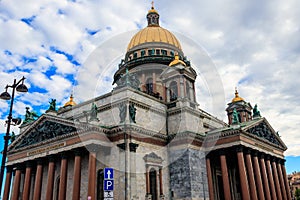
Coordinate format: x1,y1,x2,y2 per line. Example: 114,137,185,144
0,76,28,197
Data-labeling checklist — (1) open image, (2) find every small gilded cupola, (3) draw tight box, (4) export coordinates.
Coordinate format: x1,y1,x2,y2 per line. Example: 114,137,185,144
63,94,77,108
226,88,252,125
147,2,159,26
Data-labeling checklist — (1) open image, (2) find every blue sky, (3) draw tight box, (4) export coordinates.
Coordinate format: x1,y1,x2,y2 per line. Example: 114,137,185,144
0,0,299,174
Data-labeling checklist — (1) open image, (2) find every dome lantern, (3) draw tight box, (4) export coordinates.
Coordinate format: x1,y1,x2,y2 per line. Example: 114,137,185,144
147,1,159,27
232,88,244,103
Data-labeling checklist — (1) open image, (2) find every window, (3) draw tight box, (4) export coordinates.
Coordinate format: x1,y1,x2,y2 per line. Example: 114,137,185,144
133,52,137,59
186,82,190,100
143,153,164,199
156,49,160,55
148,49,154,56
161,50,167,55
150,168,158,200
169,81,178,101
141,50,145,57
170,51,174,56
146,78,153,94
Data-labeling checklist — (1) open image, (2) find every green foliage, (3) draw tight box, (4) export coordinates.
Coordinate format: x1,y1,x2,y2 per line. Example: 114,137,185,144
295,188,300,200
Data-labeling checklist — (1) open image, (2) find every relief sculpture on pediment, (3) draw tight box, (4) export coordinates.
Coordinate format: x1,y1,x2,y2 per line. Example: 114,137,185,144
248,122,280,145
15,121,76,149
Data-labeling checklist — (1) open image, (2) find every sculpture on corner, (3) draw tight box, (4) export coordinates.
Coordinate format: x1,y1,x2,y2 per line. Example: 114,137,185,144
46,99,57,113
23,107,39,124
129,103,137,123
119,103,127,123
253,104,261,118
89,103,99,122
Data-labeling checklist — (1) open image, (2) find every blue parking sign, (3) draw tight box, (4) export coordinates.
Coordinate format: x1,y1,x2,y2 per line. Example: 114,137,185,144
104,168,114,179
104,180,114,191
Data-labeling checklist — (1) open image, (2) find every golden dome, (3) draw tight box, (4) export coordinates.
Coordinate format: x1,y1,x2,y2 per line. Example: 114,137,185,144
127,26,182,51
148,7,158,14
169,54,186,67
232,88,244,103
127,3,182,51
64,94,77,107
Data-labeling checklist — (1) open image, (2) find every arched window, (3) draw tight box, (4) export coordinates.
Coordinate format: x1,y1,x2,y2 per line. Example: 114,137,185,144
186,82,190,100
150,168,158,200
146,78,153,95
169,81,178,101
97,169,104,200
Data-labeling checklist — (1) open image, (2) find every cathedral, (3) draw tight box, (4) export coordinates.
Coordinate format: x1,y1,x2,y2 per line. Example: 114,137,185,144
2,5,291,200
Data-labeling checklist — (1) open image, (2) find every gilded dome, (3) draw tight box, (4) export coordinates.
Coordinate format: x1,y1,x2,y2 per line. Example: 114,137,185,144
64,94,77,107
232,89,244,103
127,4,182,51
127,26,182,51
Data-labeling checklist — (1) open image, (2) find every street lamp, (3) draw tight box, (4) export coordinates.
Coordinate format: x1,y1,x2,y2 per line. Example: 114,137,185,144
0,76,28,197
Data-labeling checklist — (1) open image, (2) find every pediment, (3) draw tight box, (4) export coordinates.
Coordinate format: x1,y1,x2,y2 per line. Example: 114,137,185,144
9,114,78,151
242,118,287,150
160,66,197,80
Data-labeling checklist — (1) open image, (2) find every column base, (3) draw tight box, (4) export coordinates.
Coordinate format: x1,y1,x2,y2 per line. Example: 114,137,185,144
145,194,152,200
160,194,165,200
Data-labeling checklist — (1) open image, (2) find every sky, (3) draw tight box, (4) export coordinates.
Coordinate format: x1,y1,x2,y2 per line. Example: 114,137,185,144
0,0,299,173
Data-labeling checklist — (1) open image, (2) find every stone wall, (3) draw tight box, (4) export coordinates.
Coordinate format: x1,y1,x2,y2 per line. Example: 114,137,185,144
169,148,208,200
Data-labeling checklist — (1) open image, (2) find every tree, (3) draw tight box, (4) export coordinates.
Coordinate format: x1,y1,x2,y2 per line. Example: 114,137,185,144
295,188,300,200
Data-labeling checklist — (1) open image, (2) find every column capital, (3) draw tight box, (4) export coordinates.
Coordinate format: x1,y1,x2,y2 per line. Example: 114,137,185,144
245,148,252,155
35,158,44,165
117,143,126,151
275,157,282,164
280,159,286,165
259,152,265,159
235,145,244,153
73,148,84,156
129,142,139,152
25,161,34,168
218,148,227,155
6,166,13,172
47,155,56,162
15,165,23,171
205,151,213,158
265,154,271,160
252,150,259,157
271,156,277,163
60,152,69,159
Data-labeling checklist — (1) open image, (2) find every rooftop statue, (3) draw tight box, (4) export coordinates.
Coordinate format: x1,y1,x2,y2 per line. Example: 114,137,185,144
253,104,261,118
89,103,99,122
46,98,56,112
23,107,39,124
114,68,140,90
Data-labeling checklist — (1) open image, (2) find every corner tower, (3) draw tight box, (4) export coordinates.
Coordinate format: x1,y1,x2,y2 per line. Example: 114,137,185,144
226,88,252,124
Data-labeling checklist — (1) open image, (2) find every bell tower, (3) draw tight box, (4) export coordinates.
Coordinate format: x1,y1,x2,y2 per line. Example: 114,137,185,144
226,88,252,125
